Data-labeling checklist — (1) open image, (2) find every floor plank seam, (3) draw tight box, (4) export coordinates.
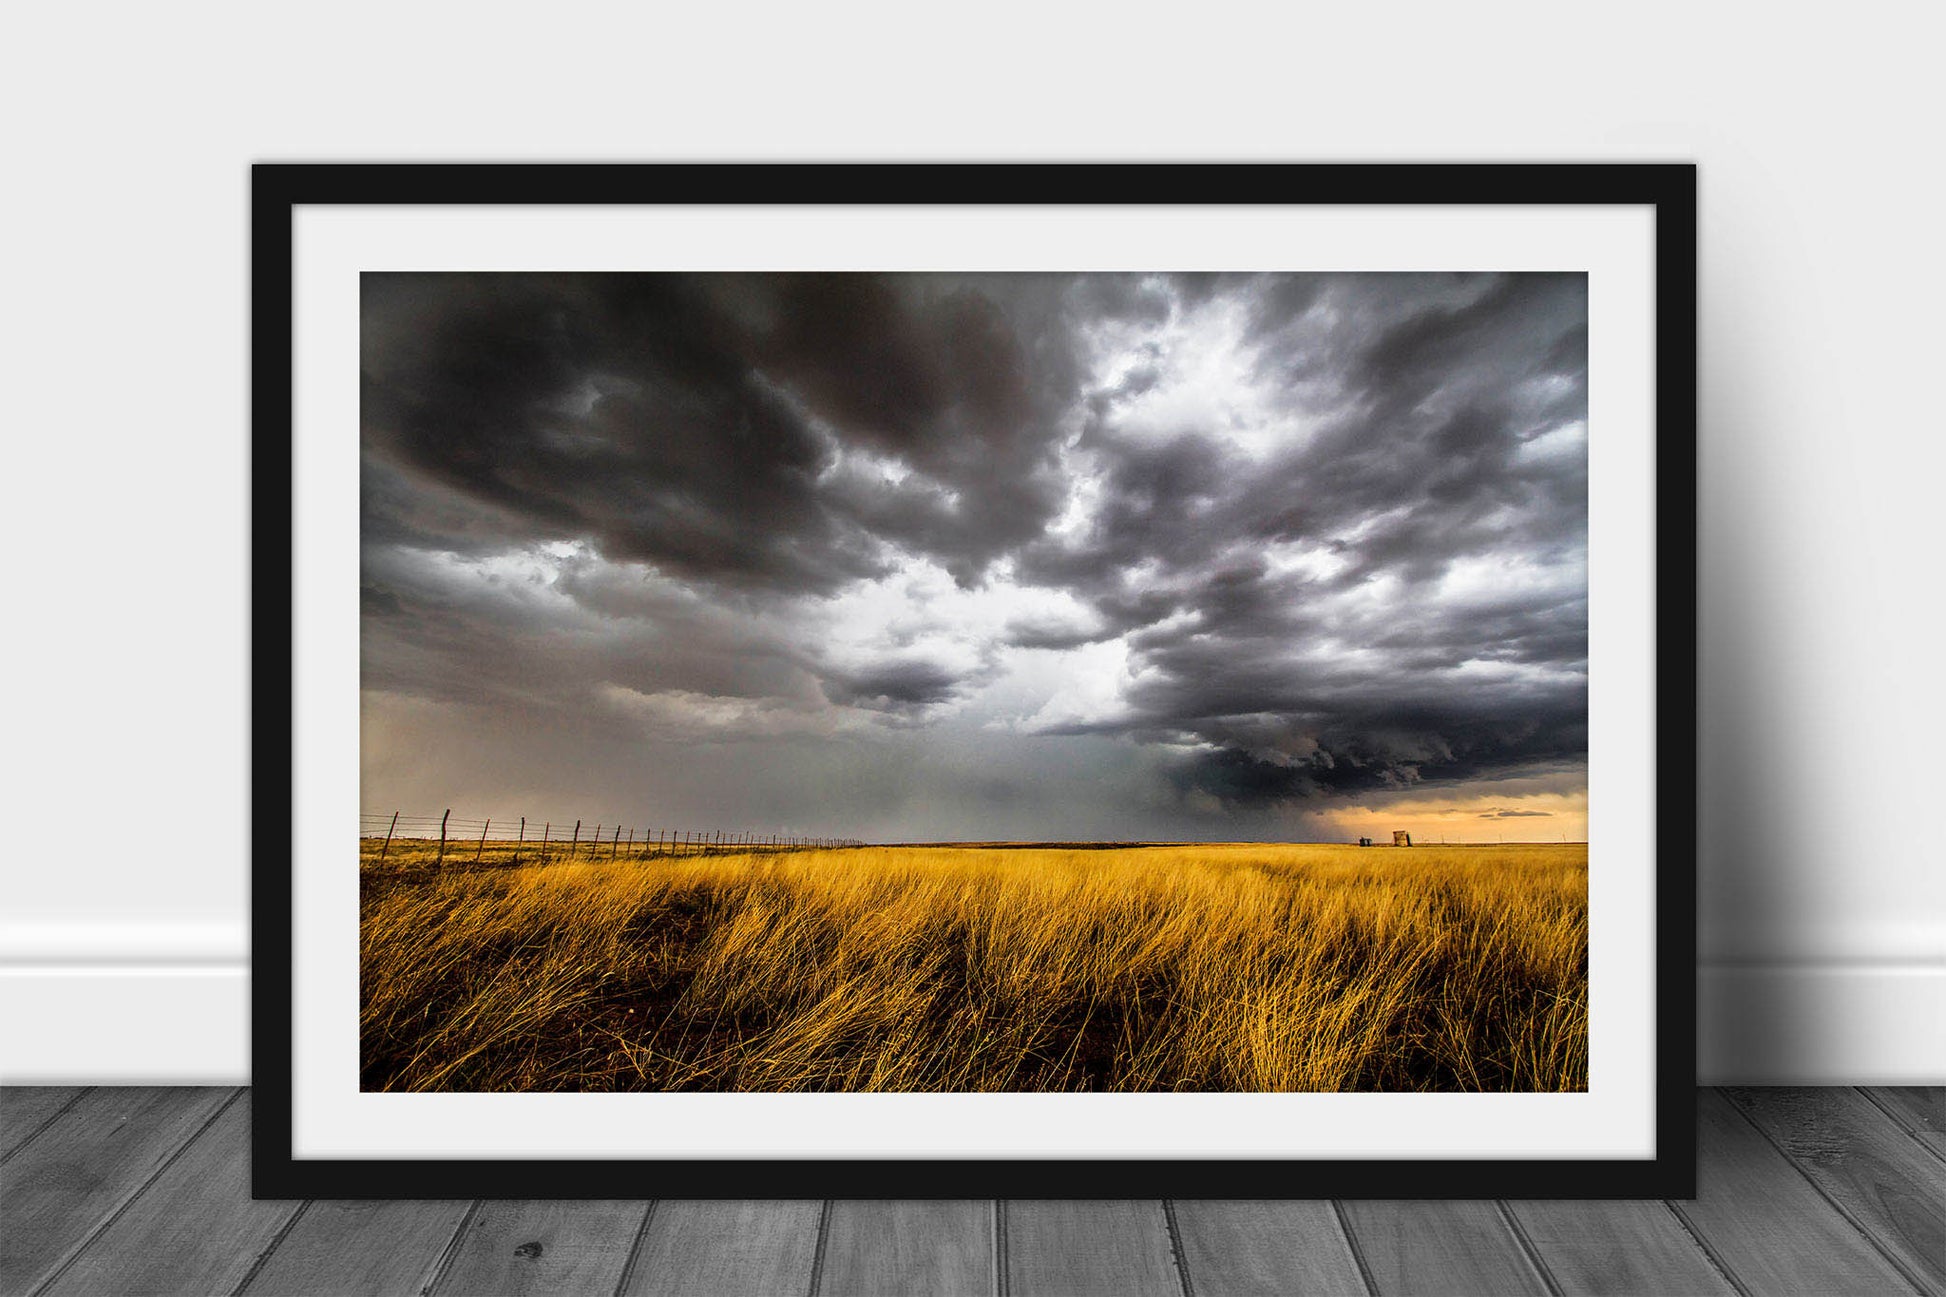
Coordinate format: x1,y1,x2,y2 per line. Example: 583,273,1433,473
1493,1200,1563,1297
0,1087,90,1167
805,1198,834,1297
1856,1087,1946,1170
609,1199,658,1297
1664,1200,1755,1297
1721,1089,1935,1296
993,1200,1009,1297
419,1198,484,1296
1328,1201,1380,1297
229,1198,313,1297
27,1087,243,1297
1160,1200,1195,1297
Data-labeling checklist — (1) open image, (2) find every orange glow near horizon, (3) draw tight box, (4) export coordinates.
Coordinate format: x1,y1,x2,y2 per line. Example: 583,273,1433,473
1316,789,1588,845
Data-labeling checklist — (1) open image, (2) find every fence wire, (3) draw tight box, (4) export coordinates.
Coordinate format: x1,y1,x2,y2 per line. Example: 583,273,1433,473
359,810,863,863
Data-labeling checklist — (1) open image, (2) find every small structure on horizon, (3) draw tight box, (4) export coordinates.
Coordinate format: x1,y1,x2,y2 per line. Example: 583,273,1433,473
1393,831,1413,847
1357,836,1373,847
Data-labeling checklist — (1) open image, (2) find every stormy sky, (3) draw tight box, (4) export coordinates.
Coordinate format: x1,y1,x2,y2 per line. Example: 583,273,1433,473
361,272,1589,843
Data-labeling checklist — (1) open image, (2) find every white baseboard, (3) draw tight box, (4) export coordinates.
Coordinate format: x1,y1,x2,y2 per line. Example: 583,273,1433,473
1697,962,1946,1084
0,966,249,1084
3,934,1941,1085
0,918,251,1085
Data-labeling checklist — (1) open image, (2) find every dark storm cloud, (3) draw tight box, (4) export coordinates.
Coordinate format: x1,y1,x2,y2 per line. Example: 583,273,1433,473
357,538,945,730
820,659,968,710
1018,272,1590,803
1003,616,1110,651
363,272,1086,596
362,271,1588,818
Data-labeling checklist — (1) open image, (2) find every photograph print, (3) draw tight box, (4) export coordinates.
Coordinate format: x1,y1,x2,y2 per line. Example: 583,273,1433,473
358,269,1591,1096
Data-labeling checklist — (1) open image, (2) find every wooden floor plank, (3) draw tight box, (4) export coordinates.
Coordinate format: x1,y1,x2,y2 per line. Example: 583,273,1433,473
619,1200,822,1297
0,1085,85,1160
2,1086,1939,1297
1503,1200,1734,1296
430,1199,650,1296
1171,1200,1368,1296
40,1092,301,1297
238,1198,474,1296
1673,1090,1920,1296
1864,1087,1946,1161
0,1085,232,1295
1335,1200,1549,1297
818,1200,994,1296
1727,1086,1946,1293
1004,1200,1180,1297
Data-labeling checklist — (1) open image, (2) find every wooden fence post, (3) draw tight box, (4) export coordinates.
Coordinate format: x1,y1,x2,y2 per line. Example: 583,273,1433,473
611,824,621,859
437,808,450,865
541,822,550,862
572,820,581,858
378,811,399,861
517,816,525,864
475,818,489,863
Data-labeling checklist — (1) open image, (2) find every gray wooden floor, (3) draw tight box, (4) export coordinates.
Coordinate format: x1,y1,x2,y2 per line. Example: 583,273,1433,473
1,1088,1939,1296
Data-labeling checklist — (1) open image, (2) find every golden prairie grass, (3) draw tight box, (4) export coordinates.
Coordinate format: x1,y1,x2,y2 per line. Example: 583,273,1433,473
360,841,1586,1093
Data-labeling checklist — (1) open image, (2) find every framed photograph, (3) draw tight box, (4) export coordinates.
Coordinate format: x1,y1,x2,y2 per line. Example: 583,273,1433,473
254,163,1696,1198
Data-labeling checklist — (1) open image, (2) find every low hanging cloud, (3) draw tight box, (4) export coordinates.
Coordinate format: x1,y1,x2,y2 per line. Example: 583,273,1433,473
362,272,1588,833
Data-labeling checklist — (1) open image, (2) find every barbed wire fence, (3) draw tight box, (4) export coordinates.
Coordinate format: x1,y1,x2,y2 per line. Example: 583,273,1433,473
359,810,864,866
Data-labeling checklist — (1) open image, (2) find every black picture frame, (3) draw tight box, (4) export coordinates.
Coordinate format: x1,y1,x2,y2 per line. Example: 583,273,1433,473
252,162,1697,1200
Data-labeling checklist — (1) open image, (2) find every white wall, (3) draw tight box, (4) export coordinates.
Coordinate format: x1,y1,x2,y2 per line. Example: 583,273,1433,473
2,0,1939,1084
